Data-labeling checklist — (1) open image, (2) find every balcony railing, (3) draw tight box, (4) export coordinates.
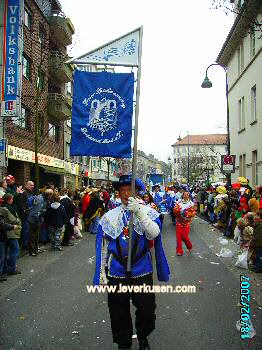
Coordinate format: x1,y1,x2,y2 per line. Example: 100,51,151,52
48,93,72,121
49,52,74,83
49,12,75,47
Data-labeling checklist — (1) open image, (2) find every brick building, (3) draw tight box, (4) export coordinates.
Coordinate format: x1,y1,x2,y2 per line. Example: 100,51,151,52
1,0,76,187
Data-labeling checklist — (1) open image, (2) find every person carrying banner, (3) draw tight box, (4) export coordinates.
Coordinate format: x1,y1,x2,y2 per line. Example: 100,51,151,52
93,175,170,350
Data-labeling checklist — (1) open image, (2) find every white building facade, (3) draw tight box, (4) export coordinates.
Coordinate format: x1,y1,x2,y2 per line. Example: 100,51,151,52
217,0,262,187
171,134,227,184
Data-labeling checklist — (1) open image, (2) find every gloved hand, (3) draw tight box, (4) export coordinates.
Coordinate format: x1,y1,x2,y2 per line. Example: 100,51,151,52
127,197,160,239
127,197,142,215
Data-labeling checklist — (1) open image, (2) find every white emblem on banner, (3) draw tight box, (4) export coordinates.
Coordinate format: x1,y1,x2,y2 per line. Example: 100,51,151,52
81,88,126,143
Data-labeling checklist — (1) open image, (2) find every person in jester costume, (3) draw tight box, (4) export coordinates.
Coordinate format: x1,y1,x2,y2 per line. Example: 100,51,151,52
93,175,170,350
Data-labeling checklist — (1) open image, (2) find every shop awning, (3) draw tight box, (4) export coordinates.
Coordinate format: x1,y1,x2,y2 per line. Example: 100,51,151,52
41,165,66,175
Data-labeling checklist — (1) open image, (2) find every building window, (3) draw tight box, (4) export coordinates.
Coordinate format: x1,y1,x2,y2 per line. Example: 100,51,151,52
66,142,70,159
66,82,72,95
37,71,45,91
251,85,257,122
252,151,258,186
98,158,102,170
238,96,245,130
237,0,245,10
250,30,256,58
48,123,59,142
24,6,32,29
243,154,246,177
239,155,243,176
39,25,46,48
93,159,97,168
237,42,244,75
239,154,246,177
13,106,29,129
23,54,31,80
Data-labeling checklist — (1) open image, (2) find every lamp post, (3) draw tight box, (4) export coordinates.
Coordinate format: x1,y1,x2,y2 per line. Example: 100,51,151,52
177,130,190,184
201,63,231,186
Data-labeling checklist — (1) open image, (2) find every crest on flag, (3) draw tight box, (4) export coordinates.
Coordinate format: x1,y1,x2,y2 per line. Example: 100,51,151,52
71,71,134,158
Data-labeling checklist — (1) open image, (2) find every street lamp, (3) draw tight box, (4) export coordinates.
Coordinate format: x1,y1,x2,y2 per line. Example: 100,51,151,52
177,130,190,184
201,63,231,186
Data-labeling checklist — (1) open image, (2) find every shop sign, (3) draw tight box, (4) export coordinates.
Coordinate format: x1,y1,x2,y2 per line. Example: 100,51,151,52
1,0,21,117
8,145,64,169
65,161,79,175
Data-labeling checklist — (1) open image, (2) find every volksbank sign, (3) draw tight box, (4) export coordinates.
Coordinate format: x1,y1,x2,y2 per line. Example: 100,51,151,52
1,0,21,117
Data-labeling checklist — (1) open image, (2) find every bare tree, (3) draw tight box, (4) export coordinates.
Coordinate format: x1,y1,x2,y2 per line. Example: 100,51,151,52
211,0,262,38
179,148,221,183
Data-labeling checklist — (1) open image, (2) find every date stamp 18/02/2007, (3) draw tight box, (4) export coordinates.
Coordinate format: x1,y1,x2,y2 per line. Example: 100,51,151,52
240,274,251,339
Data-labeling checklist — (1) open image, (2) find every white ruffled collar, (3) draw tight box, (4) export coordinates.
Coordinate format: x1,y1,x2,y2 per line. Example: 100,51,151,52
177,200,194,211
100,204,159,239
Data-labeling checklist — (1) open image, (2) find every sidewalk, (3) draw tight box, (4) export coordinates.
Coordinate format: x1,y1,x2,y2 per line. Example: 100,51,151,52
0,238,86,301
193,216,262,307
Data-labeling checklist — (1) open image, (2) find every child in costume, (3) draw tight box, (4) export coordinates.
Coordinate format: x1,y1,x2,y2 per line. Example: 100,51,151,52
173,191,196,256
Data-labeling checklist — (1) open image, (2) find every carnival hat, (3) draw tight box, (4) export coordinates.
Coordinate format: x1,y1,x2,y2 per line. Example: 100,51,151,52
113,175,146,192
6,175,15,181
238,177,248,185
216,185,227,195
152,183,161,190
232,182,241,190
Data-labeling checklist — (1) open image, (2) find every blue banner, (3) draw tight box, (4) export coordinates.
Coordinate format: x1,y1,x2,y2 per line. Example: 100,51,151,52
2,0,20,116
71,71,134,158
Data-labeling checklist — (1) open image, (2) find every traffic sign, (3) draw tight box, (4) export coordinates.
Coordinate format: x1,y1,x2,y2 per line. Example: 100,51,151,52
221,154,236,174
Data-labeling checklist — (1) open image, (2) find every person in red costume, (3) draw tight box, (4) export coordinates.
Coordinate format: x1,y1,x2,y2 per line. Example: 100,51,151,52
173,192,196,256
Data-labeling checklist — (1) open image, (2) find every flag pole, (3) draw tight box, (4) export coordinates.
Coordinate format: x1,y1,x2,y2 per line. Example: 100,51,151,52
127,26,143,277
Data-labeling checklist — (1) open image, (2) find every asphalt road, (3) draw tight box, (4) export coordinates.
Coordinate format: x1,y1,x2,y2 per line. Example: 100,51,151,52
0,215,262,350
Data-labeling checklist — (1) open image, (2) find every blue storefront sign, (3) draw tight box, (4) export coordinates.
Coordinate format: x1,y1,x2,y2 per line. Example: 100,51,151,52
0,139,7,167
1,0,20,116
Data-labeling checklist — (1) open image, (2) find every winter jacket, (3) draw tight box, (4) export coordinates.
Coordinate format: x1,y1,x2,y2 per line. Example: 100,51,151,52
0,215,14,242
16,189,34,220
6,184,18,198
60,196,75,222
0,207,21,239
27,194,47,224
45,202,67,228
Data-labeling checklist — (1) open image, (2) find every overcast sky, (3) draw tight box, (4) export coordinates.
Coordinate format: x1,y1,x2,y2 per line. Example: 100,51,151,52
60,0,234,161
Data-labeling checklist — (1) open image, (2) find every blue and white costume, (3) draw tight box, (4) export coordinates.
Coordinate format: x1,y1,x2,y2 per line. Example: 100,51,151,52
92,175,170,349
93,204,170,285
